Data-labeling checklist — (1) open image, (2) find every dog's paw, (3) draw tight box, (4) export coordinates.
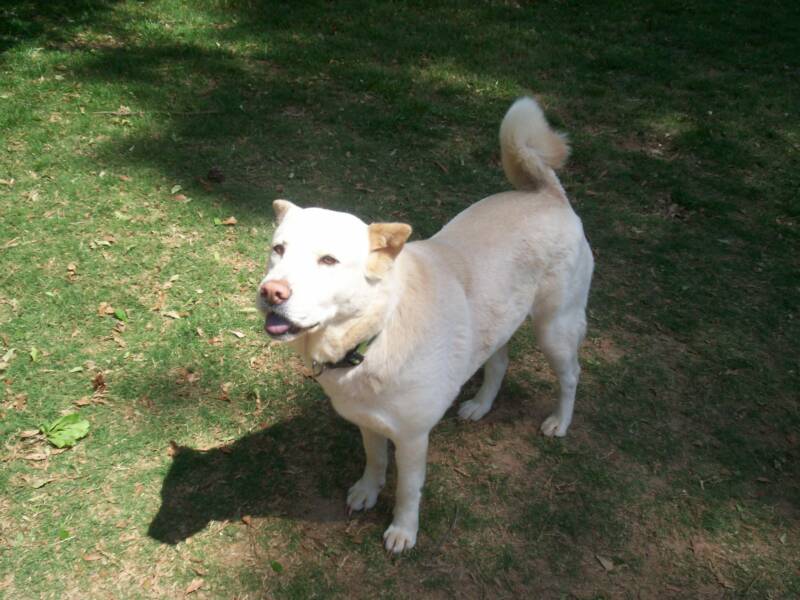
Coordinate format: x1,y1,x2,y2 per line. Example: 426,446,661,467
347,478,382,513
383,523,417,553
540,414,568,437
458,398,491,421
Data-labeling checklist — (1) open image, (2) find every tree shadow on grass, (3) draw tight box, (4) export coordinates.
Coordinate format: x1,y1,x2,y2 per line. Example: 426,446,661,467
0,0,120,54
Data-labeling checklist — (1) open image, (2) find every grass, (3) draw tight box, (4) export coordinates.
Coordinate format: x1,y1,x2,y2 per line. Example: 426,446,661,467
1,0,799,597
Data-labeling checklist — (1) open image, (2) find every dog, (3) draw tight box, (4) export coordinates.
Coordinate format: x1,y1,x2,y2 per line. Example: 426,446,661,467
256,97,593,553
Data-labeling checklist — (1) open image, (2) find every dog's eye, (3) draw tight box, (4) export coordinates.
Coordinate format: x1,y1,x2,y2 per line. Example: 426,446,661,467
272,244,285,257
319,255,339,266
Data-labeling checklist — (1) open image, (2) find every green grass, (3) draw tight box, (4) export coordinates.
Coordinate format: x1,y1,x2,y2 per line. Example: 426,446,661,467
2,0,799,597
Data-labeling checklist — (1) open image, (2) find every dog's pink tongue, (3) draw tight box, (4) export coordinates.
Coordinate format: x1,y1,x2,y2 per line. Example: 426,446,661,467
265,313,292,335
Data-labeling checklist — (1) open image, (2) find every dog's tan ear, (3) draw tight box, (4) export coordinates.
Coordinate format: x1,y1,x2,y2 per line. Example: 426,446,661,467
367,222,412,278
273,199,297,225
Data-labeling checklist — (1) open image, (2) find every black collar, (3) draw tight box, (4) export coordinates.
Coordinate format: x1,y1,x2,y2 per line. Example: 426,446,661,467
312,335,378,377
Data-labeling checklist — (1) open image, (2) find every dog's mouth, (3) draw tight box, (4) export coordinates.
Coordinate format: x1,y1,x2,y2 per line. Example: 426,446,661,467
264,313,314,339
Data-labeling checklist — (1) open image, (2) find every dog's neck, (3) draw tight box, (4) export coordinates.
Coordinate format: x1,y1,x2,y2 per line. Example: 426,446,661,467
291,279,397,369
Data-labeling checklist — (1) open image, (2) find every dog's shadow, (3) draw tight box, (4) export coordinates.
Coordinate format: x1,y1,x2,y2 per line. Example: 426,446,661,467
148,408,363,544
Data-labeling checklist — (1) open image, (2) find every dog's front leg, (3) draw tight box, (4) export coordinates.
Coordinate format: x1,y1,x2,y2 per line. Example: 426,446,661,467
347,427,388,513
383,433,429,553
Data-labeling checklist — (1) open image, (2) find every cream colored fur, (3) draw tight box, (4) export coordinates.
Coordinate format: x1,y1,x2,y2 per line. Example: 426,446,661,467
257,96,594,553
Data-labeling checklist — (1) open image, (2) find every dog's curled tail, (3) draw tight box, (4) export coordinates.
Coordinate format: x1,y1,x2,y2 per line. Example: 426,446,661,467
499,97,569,191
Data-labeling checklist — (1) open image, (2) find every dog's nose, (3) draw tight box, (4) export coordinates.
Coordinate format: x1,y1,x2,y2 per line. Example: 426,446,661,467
260,280,291,306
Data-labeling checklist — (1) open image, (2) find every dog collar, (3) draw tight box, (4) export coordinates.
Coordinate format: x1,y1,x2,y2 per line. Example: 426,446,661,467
312,335,378,377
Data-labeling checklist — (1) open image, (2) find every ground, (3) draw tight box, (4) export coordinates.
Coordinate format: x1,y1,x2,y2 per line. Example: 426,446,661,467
1,1,799,598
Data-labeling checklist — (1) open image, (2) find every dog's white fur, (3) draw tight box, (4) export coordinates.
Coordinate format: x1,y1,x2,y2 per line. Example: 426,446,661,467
257,97,593,553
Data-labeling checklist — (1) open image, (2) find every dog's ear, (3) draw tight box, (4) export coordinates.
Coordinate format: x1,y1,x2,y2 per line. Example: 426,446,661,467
367,222,412,278
272,199,297,225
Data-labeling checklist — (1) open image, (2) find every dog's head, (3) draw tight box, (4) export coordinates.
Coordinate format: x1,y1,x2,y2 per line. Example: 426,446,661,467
256,200,412,342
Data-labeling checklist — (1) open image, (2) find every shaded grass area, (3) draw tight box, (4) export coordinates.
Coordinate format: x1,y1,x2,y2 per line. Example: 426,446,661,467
1,0,799,597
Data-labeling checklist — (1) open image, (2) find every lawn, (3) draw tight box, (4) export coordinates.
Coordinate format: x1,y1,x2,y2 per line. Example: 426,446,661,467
1,0,799,597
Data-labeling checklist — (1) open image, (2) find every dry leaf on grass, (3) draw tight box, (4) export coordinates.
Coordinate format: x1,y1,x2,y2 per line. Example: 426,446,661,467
92,372,106,391
596,554,614,572
97,302,115,316
184,578,203,595
28,476,55,489
24,452,49,461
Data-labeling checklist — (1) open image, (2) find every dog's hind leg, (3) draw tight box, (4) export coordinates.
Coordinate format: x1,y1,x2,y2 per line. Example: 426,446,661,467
458,344,510,421
347,427,388,513
534,307,586,437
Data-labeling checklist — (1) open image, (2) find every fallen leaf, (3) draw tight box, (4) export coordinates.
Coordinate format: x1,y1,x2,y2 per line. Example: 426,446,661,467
184,578,203,595
92,372,106,391
118,174,131,182
39,413,90,448
113,308,128,322
151,290,167,312
229,330,245,339
221,216,237,226
69,366,84,373
0,348,16,371
163,311,182,319
596,554,614,572
29,347,40,362
82,553,103,562
172,193,188,202
241,515,252,526
170,184,182,195
195,327,205,337
19,429,40,439
24,452,49,461
220,382,233,402
173,367,200,384
98,302,115,316
13,393,27,410
270,560,283,574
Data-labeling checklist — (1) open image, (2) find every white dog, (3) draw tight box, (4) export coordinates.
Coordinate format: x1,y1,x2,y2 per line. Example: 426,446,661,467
256,97,593,553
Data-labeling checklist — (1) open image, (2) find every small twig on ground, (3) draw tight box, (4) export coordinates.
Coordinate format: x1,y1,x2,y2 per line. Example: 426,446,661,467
88,110,224,117
432,505,460,553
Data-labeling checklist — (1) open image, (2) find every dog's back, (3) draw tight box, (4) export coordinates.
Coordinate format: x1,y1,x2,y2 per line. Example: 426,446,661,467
412,98,592,377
